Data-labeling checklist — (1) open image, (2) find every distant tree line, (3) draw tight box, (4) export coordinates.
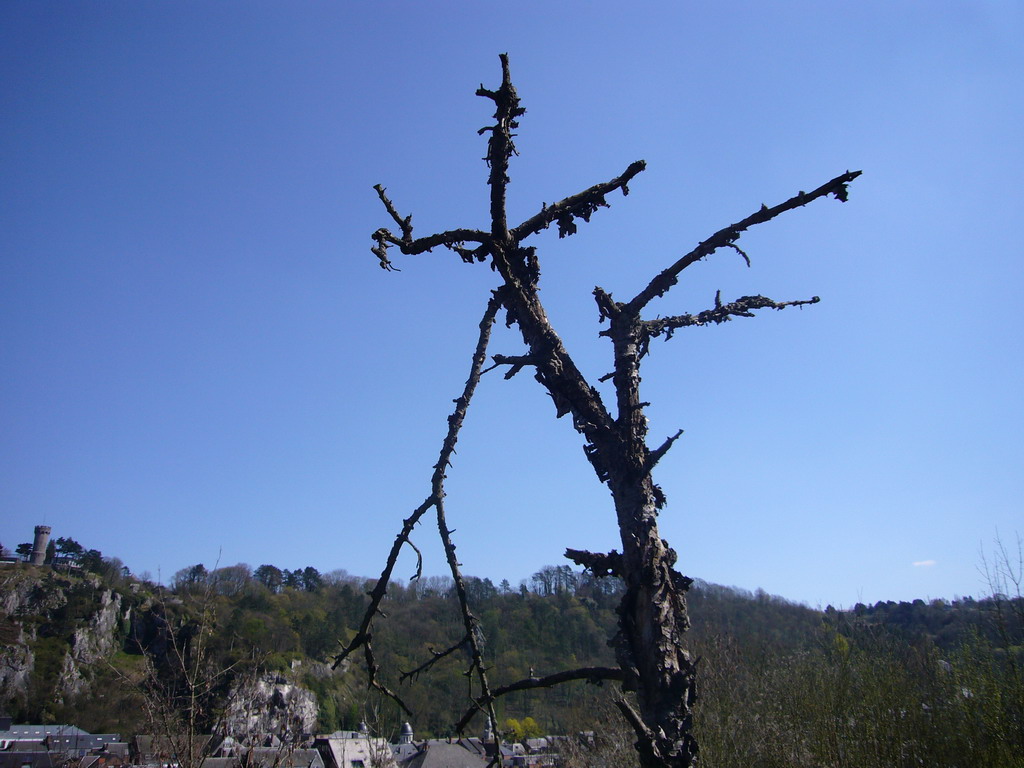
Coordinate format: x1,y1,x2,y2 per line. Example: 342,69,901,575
149,556,1024,762
4,528,1018,766
3,544,1020,766
171,563,327,594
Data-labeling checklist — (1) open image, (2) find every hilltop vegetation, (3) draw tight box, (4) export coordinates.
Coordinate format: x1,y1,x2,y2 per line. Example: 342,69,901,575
1,543,1022,767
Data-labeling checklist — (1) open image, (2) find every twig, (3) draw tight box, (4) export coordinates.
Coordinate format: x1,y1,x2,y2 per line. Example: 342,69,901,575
646,429,684,474
627,170,861,312
455,666,624,733
644,294,820,343
333,292,503,677
477,53,523,244
400,635,469,683
364,640,412,716
565,548,624,578
490,353,538,379
511,161,646,241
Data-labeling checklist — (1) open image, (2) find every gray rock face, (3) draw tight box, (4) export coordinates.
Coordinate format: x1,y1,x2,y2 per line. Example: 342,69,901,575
0,622,34,704
71,589,123,663
223,674,319,743
58,589,126,698
2,570,69,616
0,569,128,705
0,568,322,742
0,569,59,705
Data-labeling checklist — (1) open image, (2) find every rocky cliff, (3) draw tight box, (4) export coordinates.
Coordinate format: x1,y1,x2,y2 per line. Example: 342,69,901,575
0,565,320,737
223,673,319,741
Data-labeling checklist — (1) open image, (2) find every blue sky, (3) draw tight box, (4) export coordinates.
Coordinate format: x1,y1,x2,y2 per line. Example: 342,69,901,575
2,2,1021,608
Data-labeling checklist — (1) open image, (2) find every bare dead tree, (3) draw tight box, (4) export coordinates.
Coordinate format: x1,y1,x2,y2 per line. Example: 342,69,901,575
114,569,266,768
337,54,860,768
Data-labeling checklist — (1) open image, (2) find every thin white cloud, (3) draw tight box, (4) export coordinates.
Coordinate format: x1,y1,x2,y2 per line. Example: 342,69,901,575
913,560,937,567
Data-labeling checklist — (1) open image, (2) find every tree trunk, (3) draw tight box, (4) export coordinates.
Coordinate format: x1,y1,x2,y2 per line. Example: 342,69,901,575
611,480,698,767
603,315,698,767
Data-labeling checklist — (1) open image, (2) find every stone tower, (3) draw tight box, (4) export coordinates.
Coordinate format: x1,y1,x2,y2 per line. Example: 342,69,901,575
31,525,51,566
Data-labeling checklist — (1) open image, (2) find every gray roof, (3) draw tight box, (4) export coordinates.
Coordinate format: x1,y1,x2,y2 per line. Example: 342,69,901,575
46,735,121,755
524,738,550,753
132,734,215,759
196,758,240,768
391,743,420,763
0,754,60,768
243,748,325,768
2,726,89,740
315,734,392,768
448,738,511,759
3,742,47,752
400,742,489,768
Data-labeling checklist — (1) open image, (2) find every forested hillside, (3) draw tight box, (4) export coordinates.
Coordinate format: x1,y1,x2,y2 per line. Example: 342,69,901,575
1,543,1021,767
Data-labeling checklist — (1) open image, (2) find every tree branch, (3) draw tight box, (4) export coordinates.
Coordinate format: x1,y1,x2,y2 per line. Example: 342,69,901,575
643,293,820,344
435,493,497,734
454,666,624,733
374,184,413,240
565,548,623,578
470,56,618,466
331,498,433,671
371,185,491,270
645,429,684,474
627,170,861,312
489,353,538,379
479,52,523,244
333,292,503,672
615,696,661,766
400,635,470,683
364,641,413,716
594,286,622,323
511,161,647,242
